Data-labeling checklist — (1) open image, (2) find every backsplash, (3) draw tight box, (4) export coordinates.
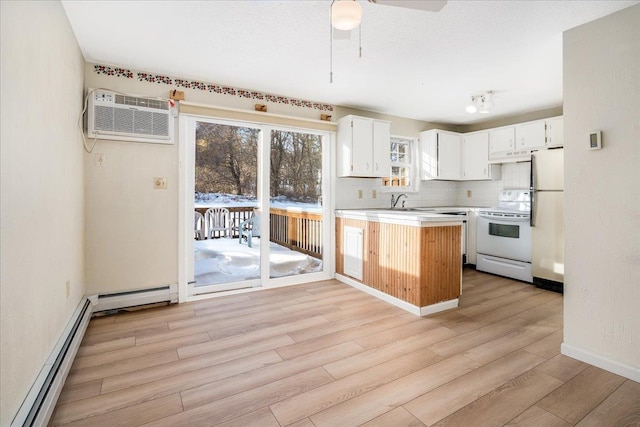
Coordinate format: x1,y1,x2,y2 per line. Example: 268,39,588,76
456,162,531,207
334,162,531,210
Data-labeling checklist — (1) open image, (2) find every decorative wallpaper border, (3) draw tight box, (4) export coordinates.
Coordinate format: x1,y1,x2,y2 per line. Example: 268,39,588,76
94,64,334,112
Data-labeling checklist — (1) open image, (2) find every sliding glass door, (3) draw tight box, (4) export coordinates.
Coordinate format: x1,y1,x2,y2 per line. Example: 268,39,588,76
180,115,332,298
191,120,261,293
269,130,324,279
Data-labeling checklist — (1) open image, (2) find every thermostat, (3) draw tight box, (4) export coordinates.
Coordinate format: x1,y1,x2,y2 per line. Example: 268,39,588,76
589,131,602,150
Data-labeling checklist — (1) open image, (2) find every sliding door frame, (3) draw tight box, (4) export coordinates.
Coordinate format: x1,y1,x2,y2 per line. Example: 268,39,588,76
178,113,335,302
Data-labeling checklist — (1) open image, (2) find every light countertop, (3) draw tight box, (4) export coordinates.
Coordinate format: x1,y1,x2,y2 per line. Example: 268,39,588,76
336,209,465,227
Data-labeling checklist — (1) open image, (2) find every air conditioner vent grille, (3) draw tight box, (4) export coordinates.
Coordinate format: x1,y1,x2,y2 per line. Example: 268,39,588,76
115,95,168,110
152,112,169,136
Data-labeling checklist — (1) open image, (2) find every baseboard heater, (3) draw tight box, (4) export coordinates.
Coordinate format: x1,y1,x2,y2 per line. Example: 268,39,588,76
92,285,178,313
11,285,178,426
11,297,94,427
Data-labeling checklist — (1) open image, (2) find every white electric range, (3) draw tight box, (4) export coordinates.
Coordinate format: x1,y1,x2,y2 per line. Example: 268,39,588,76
476,190,533,283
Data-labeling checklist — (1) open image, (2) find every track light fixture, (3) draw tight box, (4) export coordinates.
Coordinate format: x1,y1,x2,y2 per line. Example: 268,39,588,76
466,91,494,114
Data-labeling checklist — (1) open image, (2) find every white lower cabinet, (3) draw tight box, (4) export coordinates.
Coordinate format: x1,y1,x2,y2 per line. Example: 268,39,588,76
466,209,478,265
343,226,363,281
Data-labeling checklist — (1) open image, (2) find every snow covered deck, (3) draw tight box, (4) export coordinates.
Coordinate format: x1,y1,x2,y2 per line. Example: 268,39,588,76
194,237,322,286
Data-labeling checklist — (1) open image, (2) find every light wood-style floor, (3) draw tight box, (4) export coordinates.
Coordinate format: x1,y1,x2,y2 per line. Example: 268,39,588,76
52,269,640,427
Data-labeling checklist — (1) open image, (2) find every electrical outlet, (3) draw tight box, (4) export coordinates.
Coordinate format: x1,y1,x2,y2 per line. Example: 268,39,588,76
154,177,167,189
96,153,105,167
357,189,363,199
372,189,377,199
65,280,70,298
467,190,472,198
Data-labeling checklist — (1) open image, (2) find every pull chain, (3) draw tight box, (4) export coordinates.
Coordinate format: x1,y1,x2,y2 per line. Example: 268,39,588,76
330,1,334,83
359,22,362,58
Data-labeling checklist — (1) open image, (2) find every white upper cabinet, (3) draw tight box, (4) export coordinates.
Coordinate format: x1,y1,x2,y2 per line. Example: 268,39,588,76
545,116,564,148
462,131,501,180
489,126,515,155
438,132,462,180
515,120,546,150
489,118,562,163
372,119,391,176
337,115,391,178
419,130,462,180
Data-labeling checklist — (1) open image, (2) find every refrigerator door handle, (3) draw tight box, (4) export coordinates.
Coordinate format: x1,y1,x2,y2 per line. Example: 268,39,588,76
530,154,536,227
531,191,536,227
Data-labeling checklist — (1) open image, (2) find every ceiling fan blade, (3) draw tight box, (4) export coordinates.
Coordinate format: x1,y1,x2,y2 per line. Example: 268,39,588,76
368,0,447,12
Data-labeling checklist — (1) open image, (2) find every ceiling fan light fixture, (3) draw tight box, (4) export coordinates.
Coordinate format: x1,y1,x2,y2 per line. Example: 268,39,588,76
332,0,363,31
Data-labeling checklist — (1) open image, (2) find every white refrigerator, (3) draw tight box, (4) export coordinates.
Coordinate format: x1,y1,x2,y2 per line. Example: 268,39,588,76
530,148,564,293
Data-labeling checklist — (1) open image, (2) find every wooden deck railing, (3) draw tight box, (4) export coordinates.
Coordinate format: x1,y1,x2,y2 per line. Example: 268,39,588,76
195,206,323,259
269,208,323,259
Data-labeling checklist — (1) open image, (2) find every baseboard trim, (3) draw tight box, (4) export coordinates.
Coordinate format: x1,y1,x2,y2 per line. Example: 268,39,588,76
11,297,93,427
335,273,458,316
561,342,640,383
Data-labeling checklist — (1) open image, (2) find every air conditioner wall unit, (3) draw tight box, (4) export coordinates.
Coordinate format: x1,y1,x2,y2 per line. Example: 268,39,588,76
87,89,174,144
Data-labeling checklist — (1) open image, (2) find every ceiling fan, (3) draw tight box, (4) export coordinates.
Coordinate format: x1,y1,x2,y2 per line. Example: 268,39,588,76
329,0,447,83
331,0,447,30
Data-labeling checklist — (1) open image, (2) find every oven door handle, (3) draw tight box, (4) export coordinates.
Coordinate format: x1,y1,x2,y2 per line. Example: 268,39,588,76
478,214,529,223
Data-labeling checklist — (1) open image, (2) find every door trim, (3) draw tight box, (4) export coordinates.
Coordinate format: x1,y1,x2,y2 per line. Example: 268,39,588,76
178,114,336,302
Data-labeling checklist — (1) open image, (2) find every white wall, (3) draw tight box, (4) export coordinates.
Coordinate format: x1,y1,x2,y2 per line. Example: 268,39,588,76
0,1,85,424
84,64,340,294
84,64,179,294
562,5,640,380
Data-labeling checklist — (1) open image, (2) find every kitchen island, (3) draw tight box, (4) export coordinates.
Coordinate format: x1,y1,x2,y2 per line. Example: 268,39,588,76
335,209,463,316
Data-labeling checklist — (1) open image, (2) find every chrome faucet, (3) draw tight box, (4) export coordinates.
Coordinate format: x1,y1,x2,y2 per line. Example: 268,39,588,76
391,193,408,208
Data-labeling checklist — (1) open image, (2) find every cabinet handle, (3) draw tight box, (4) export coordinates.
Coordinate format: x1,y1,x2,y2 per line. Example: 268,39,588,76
366,162,369,171
375,163,378,171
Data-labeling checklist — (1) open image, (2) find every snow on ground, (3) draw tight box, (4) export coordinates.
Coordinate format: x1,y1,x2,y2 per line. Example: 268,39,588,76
195,192,322,212
194,237,322,286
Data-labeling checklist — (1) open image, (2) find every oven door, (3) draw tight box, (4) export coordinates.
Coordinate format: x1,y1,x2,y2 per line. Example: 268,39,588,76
477,214,531,262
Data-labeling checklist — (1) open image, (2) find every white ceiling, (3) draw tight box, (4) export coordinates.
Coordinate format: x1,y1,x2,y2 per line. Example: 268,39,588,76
61,0,638,125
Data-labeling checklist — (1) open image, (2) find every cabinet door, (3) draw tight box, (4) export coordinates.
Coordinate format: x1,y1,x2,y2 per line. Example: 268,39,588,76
419,130,438,180
343,226,363,281
516,121,546,150
489,126,515,154
463,131,490,180
546,116,564,148
372,120,391,178
351,116,373,175
437,132,461,180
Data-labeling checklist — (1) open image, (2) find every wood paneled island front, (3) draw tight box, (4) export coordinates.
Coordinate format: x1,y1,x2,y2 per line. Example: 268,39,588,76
335,210,463,316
